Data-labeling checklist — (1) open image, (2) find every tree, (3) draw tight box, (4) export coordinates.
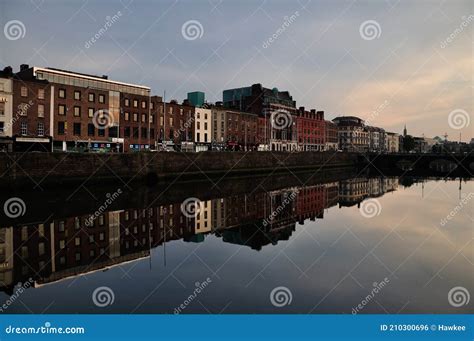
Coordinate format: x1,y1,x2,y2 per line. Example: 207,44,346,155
403,135,415,152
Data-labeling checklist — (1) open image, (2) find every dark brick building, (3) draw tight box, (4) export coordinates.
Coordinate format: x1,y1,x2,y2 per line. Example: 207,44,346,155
296,108,325,151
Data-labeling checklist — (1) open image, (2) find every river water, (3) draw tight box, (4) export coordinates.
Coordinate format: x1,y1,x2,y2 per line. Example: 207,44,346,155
0,176,472,314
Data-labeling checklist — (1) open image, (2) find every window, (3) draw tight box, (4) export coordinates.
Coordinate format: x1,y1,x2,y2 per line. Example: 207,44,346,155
124,98,130,107
59,88,66,98
19,103,28,116
88,93,95,102
74,106,81,117
21,86,27,97
38,242,45,256
58,122,65,135
88,124,95,136
20,122,27,135
0,122,4,135
133,113,138,122
38,89,45,99
141,113,146,123
88,108,94,118
141,101,147,109
38,104,44,117
0,102,5,116
133,99,138,108
74,91,81,100
75,237,81,246
58,104,66,115
133,127,139,138
124,126,130,137
109,126,118,138
124,112,130,121
89,235,94,243
150,115,154,123
37,122,44,136
151,102,154,110
98,94,105,103
98,128,105,137
141,127,147,139
73,123,81,136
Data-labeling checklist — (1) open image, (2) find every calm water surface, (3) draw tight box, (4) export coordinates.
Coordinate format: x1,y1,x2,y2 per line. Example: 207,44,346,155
0,176,472,314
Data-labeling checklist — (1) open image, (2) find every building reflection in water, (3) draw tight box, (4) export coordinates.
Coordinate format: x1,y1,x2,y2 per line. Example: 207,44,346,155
0,177,400,295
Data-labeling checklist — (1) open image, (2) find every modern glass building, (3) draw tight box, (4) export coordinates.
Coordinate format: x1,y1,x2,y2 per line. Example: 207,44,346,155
187,91,205,107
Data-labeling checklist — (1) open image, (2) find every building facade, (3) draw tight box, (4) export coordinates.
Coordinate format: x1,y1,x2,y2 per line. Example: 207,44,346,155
386,132,399,152
367,126,386,153
296,108,325,151
332,116,369,153
223,84,298,151
0,68,14,151
14,65,151,152
194,107,212,151
324,120,338,151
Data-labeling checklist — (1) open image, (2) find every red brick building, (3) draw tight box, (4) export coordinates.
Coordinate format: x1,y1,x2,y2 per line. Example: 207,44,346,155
11,69,52,151
225,110,258,150
10,65,197,152
296,108,325,151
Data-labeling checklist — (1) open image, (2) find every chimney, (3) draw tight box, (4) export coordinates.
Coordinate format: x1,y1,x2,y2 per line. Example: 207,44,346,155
3,66,13,75
20,64,29,72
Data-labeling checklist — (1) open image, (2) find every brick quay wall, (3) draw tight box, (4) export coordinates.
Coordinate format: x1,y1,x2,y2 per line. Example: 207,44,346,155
0,151,361,189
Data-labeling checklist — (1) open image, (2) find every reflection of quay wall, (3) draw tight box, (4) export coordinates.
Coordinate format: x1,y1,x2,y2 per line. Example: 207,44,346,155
0,177,398,292
0,151,359,188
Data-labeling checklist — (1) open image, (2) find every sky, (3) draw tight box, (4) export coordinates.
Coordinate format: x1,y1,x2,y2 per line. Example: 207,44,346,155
0,0,472,141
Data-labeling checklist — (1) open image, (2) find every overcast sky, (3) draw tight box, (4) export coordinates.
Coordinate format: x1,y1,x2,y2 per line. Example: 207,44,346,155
1,0,472,140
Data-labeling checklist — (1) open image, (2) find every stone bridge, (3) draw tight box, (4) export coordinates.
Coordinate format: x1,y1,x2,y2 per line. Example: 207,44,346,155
365,152,474,176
